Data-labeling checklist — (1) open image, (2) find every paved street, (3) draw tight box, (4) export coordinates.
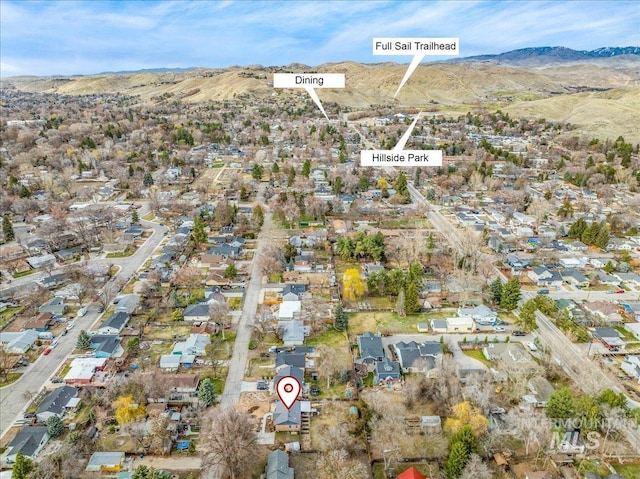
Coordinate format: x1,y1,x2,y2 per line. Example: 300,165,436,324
0,219,168,440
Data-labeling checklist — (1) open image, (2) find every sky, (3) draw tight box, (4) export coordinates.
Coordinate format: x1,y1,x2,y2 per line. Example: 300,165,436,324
1,0,639,77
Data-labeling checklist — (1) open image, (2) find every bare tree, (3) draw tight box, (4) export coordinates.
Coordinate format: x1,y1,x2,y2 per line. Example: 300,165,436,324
314,344,343,389
96,277,124,312
0,346,15,383
200,406,258,479
315,449,368,479
460,454,492,479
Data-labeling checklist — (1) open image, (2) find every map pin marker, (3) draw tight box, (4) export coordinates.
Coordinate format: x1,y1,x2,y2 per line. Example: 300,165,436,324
276,376,301,410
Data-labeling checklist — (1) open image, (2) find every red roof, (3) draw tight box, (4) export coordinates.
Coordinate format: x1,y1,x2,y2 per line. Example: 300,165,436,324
397,467,426,479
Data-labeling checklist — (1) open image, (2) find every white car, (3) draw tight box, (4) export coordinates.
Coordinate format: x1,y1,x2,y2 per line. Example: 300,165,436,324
494,326,506,333
77,307,88,317
526,342,538,351
66,323,75,331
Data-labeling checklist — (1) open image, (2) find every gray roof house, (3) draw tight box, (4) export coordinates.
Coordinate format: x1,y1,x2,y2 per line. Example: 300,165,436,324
172,334,210,356
356,332,384,366
458,304,497,324
274,400,301,432
183,303,211,322
274,366,304,390
36,386,78,423
277,320,308,346
38,297,67,315
98,312,130,335
6,426,49,463
114,294,140,314
374,357,401,384
275,352,306,370
266,449,294,479
0,330,40,354
394,341,443,373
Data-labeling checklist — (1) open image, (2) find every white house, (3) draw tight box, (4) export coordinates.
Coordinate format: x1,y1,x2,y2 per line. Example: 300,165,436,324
445,317,476,333
621,355,640,383
458,304,497,325
278,301,301,320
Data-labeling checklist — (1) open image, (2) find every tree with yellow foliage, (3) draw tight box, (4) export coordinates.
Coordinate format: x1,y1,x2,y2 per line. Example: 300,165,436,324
443,401,488,436
114,395,146,425
342,268,366,303
376,178,388,191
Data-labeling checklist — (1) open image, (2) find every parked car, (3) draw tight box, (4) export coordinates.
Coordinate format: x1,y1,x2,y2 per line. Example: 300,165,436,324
52,378,64,383
257,380,269,391
43,348,52,355
61,329,68,336
512,330,526,337
310,387,320,396
526,342,538,351
66,323,75,331
77,307,88,317
537,289,550,295
494,326,506,333
615,289,625,294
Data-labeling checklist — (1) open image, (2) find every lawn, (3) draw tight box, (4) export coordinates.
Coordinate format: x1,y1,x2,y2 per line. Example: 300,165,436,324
614,326,636,340
106,247,136,258
141,212,155,221
613,463,640,478
0,306,21,328
145,324,192,340
462,349,493,368
0,373,22,387
12,269,36,278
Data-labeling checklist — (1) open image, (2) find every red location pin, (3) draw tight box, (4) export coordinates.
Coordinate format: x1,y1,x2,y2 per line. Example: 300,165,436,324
276,376,301,410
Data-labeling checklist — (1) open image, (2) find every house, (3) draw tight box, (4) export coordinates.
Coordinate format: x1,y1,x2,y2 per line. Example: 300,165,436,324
458,304,497,325
374,357,401,384
183,303,211,322
620,355,640,383
172,334,211,356
98,312,130,335
583,301,623,324
420,416,442,434
5,426,49,463
36,386,79,423
614,272,640,287
38,297,67,316
554,430,585,454
90,335,123,358
528,267,562,287
266,449,294,479
277,320,308,346
506,254,529,270
274,366,304,393
293,255,312,273
592,327,625,350
281,284,306,301
39,273,67,289
356,332,384,367
24,313,56,332
208,244,241,258
0,330,39,354
163,374,200,394
115,294,140,314
64,358,107,385
524,377,555,408
561,268,589,288
26,253,56,269
397,467,426,479
278,301,301,320
275,351,306,370
160,354,182,371
363,263,385,276
274,400,301,432
445,317,476,333
394,341,443,373
596,272,620,286
430,319,448,334
85,452,125,472
483,343,539,373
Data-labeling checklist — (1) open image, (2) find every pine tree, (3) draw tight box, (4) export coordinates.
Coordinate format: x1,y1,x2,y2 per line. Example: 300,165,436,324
3,215,15,242
405,281,421,314
76,330,91,350
595,222,609,250
489,278,503,306
546,387,575,419
192,216,207,245
143,172,154,187
395,289,406,317
516,299,538,332
12,452,33,479
568,217,587,238
131,210,139,224
603,260,615,274
198,378,217,406
301,159,311,177
333,302,348,331
500,277,521,311
46,415,64,437
394,172,409,202
252,205,264,228
444,440,471,479
581,222,599,246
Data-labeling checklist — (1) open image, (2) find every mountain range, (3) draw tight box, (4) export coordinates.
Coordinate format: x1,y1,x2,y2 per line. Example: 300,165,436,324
3,46,639,142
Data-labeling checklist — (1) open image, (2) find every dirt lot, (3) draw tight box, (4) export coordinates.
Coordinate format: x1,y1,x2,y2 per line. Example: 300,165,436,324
238,391,272,426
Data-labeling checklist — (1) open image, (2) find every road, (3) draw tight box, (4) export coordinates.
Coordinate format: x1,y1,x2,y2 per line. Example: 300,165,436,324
407,180,640,450
0,218,168,440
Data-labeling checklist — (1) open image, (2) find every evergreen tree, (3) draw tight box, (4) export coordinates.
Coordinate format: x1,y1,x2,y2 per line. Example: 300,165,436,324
595,222,610,250
301,159,311,178
603,260,615,274
224,263,237,279
405,281,421,314
444,440,471,479
143,172,154,187
198,378,217,406
131,210,139,224
568,218,587,238
546,387,575,419
272,162,280,173
489,278,503,306
192,216,207,245
12,452,33,479
252,205,264,228
500,277,521,311
414,167,422,187
287,167,295,186
3,214,15,242
516,299,538,332
76,330,91,350
358,175,370,191
333,302,348,331
252,163,264,180
581,222,599,245
394,172,409,201
46,415,64,437
128,163,134,177
132,465,150,479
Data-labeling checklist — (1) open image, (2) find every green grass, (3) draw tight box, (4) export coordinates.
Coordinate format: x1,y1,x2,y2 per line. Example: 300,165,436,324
613,463,640,477
578,459,614,477
12,269,36,278
462,349,493,368
348,311,442,335
141,212,155,221
0,306,21,328
58,363,71,378
0,372,22,387
614,326,636,340
307,328,347,348
106,247,136,258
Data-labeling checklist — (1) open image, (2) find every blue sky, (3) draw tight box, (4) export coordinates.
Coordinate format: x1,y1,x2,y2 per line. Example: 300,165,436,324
1,0,639,76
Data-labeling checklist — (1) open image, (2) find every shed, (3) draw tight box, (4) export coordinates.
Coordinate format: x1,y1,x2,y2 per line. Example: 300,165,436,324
85,451,125,472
